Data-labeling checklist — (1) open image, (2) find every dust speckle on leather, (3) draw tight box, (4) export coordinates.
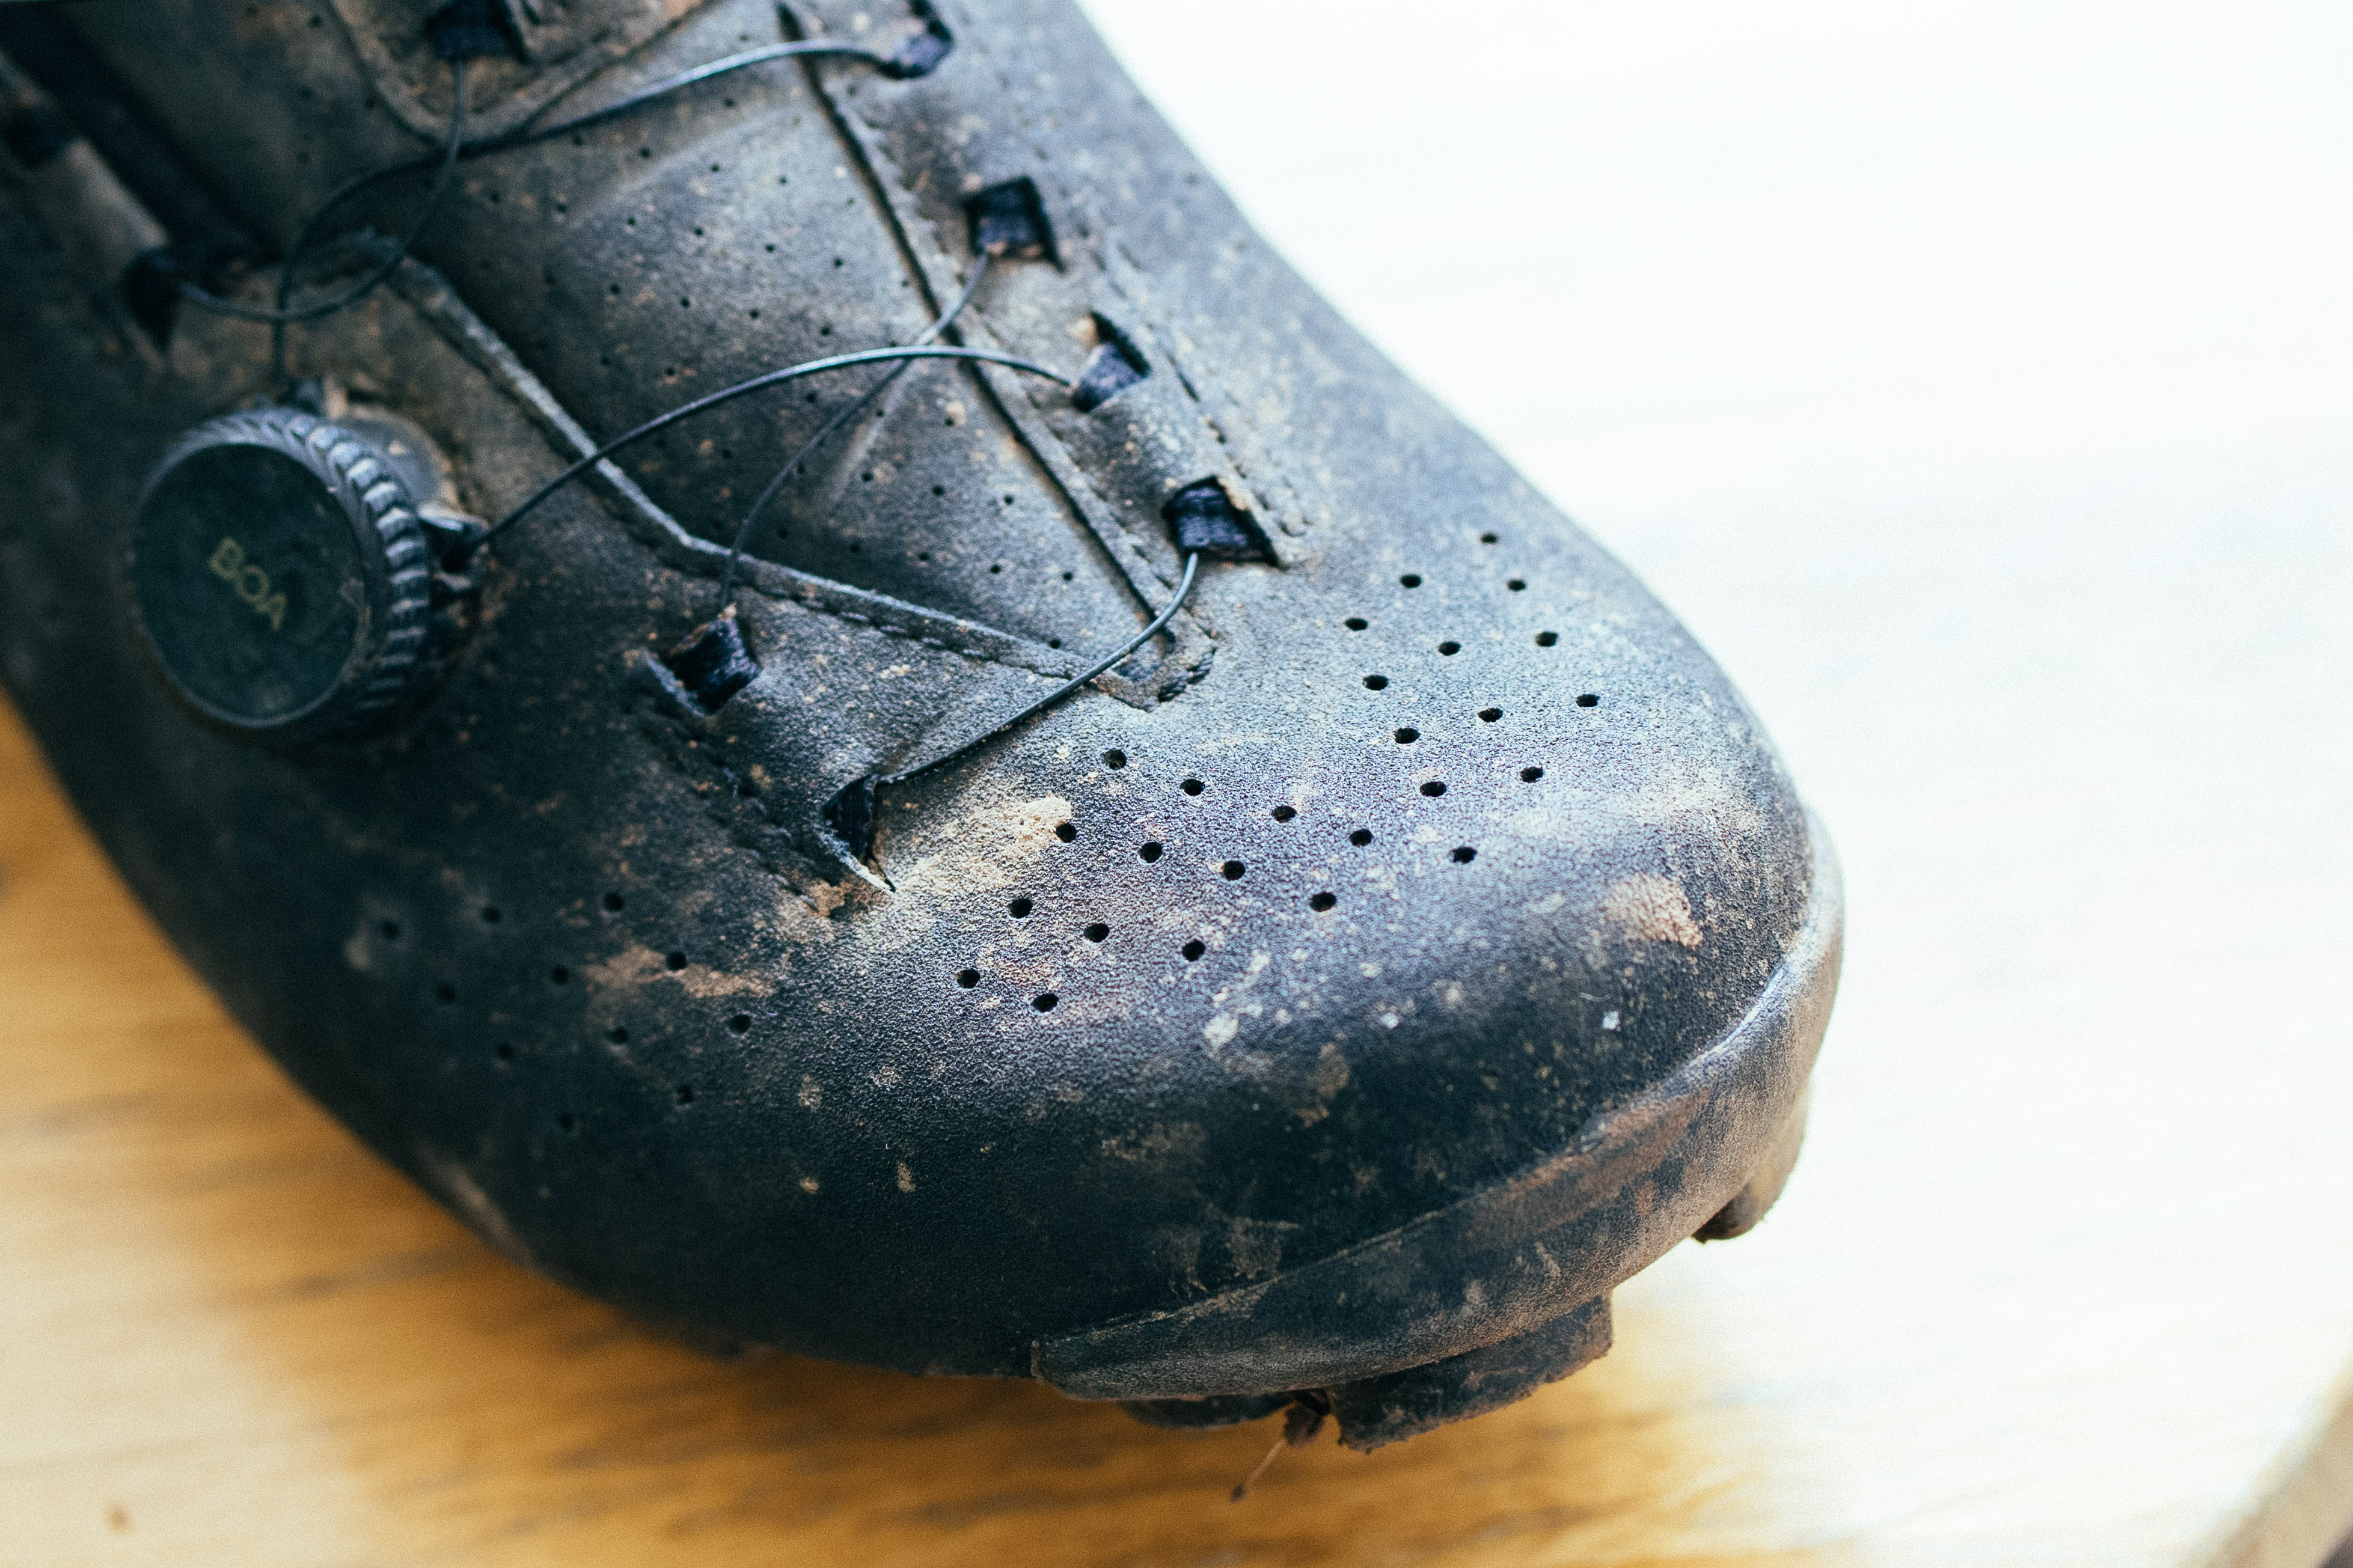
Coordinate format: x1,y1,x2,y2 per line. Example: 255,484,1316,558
583,941,775,997
1602,873,1705,948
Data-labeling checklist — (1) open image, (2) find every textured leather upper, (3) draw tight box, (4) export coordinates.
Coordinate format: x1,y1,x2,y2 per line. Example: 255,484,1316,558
0,0,1825,1385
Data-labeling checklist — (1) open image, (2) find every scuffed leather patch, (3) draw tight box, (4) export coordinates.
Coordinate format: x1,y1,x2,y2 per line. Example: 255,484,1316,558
327,0,712,141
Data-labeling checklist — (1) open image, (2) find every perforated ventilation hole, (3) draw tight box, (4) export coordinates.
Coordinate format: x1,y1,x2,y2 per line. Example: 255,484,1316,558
1395,727,1419,745
481,906,501,924
1181,778,1205,796
1521,766,1546,782
1103,749,1127,769
1421,781,1448,797
1478,707,1503,722
1084,923,1110,942
1033,993,1059,1012
1222,861,1247,880
665,951,688,971
1055,823,1077,843
956,969,980,989
1507,579,1527,592
435,982,456,1004
1344,617,1368,631
1363,675,1389,691
558,1114,578,1134
1535,631,1559,647
1350,828,1374,847
1271,805,1297,822
676,1085,696,1105
1009,897,1034,918
494,1042,514,1062
1182,939,1206,962
550,966,570,984
1577,693,1600,707
727,1013,751,1034
608,1027,629,1045
1480,532,1499,544
1309,891,1338,912
1451,846,1478,864
1437,641,1460,656
1139,842,1163,862
381,920,401,941
1400,574,1422,588
603,892,625,912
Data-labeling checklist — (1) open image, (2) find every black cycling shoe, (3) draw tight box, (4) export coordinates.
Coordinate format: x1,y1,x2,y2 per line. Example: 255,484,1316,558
0,0,1840,1450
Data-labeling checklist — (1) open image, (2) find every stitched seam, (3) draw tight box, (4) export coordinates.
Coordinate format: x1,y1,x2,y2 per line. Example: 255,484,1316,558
810,13,1199,611
939,19,1167,561
837,99,1187,603
380,255,1074,679
634,697,834,903
938,5,1309,543
742,582,1078,676
1106,238,1312,540
323,0,720,144
783,22,1214,702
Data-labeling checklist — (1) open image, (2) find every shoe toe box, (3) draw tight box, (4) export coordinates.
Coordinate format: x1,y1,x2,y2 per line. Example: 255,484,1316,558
680,534,1832,1383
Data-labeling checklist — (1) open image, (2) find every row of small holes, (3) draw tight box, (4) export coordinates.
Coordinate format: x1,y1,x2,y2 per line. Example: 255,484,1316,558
963,843,1469,999
1347,616,1561,653
548,1090,692,1138
961,731,1544,1005
1338,569,1532,595
469,996,750,1038
1104,704,1575,772
540,947,687,986
1366,674,1599,708
447,885,745,1112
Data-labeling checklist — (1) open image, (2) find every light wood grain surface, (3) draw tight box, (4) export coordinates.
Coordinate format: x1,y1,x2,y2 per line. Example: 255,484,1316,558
8,1,2353,1561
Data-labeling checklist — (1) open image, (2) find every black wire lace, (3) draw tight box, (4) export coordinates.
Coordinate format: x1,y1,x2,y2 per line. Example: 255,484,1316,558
463,264,1201,813
467,343,1072,557
172,36,914,378
175,55,469,330
159,16,1205,823
818,548,1199,882
886,551,1200,790
172,56,471,386
712,252,994,611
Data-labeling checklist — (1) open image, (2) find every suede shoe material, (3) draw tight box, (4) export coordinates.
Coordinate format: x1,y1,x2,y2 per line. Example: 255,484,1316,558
0,0,1841,1441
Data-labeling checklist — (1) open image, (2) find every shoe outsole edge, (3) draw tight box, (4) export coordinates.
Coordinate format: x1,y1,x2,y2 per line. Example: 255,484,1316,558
1038,814,1843,1402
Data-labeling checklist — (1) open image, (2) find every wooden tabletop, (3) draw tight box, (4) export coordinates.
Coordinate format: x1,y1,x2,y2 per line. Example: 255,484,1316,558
8,2,2353,1563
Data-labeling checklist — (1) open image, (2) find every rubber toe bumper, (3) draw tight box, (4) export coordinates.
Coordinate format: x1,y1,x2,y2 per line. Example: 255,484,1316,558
1047,819,1841,1402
